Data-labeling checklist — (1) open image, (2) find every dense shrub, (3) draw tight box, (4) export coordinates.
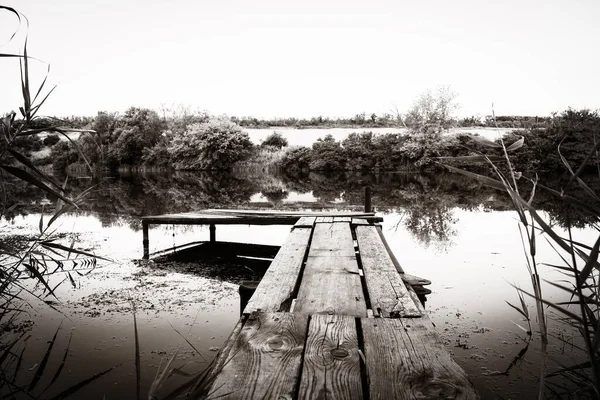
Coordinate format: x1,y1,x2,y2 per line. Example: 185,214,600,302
309,135,346,170
342,132,376,170
261,132,288,149
169,117,253,170
42,134,60,147
275,146,312,173
51,141,79,171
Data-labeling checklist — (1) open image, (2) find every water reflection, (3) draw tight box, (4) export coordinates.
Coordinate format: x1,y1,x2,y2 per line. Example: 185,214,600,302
3,169,599,250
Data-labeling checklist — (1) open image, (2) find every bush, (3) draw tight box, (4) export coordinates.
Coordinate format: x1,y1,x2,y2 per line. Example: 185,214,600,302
42,134,60,147
169,117,253,170
51,141,79,171
261,132,288,149
309,134,346,170
276,146,312,173
342,132,375,170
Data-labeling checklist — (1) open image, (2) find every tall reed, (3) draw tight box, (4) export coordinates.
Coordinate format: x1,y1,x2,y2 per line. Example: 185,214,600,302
441,112,600,399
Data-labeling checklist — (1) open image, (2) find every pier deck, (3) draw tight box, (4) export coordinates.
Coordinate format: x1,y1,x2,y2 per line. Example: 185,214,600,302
194,214,478,399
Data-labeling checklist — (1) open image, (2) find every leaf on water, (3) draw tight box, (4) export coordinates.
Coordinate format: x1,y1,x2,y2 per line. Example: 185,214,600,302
510,321,530,334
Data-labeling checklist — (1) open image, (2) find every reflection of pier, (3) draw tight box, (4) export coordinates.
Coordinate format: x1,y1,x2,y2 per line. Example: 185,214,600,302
140,210,477,399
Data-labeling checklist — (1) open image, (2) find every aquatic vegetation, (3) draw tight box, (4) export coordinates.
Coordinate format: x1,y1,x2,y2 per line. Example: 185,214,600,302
443,110,600,399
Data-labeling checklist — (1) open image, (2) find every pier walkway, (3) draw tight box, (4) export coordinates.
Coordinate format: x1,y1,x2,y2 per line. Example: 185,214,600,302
141,210,477,398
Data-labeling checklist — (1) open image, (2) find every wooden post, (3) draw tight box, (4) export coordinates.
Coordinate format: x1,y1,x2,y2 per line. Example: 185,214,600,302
238,280,259,315
142,222,149,259
209,223,216,242
364,186,372,213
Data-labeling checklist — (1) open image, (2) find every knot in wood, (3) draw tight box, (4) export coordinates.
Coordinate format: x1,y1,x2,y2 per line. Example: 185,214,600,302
266,336,284,351
420,381,459,399
330,348,349,358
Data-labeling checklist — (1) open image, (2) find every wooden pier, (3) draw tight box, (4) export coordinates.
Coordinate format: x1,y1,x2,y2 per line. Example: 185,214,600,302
141,210,478,399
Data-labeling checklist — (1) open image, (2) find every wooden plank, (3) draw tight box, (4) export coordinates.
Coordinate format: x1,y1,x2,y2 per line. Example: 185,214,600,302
355,225,421,318
361,318,478,400
295,223,367,317
208,312,309,399
298,314,363,400
205,209,378,217
315,216,334,223
142,214,300,225
352,218,371,226
244,227,312,314
333,216,352,223
294,216,316,228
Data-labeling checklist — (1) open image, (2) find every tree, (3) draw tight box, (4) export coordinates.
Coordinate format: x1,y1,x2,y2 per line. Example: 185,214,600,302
404,86,458,131
169,116,253,170
261,131,288,149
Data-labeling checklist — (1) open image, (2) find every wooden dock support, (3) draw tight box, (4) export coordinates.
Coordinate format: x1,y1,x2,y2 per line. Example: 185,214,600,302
209,223,216,242
142,222,149,259
238,281,259,315
364,186,372,213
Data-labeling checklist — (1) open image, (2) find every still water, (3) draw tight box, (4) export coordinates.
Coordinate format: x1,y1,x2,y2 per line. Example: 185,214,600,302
1,170,596,399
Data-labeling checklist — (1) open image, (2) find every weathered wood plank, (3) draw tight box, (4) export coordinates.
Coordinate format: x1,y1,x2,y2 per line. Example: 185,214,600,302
355,225,422,318
361,318,478,400
294,216,316,228
295,223,367,317
298,314,363,400
351,218,371,226
315,216,334,223
244,227,312,314
208,312,309,399
205,209,379,218
333,216,352,223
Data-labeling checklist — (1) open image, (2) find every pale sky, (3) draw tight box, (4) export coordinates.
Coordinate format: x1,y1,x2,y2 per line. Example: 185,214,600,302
0,0,598,119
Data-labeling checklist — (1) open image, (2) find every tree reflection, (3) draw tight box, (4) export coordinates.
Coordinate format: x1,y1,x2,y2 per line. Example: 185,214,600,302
3,169,598,252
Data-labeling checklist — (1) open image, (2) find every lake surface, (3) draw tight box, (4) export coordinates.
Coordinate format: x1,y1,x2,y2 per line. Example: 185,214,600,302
1,169,595,399
242,126,509,146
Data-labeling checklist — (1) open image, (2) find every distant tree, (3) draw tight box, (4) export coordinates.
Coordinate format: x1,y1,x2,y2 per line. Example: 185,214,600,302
261,132,288,149
404,86,458,131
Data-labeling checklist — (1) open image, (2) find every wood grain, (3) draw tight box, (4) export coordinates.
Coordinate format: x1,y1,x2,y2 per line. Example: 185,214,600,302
361,318,478,400
243,227,312,314
298,314,364,400
295,223,368,317
355,225,421,318
207,312,309,399
295,217,316,228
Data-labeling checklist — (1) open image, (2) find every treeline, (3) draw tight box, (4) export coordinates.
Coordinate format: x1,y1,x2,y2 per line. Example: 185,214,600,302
231,113,551,129
275,109,600,174
12,107,600,175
